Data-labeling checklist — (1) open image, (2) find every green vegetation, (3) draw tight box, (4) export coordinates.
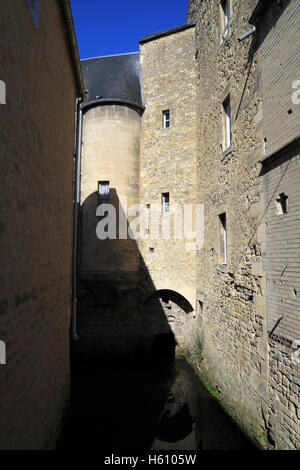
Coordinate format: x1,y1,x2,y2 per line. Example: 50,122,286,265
185,331,204,366
200,375,221,400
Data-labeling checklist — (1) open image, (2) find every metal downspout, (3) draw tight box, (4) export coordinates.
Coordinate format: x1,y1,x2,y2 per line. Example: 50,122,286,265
71,98,83,341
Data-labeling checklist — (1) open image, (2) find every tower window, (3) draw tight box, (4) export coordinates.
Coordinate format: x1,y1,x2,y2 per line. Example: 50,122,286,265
162,192,170,214
163,110,170,129
222,95,231,151
98,181,110,205
219,213,227,264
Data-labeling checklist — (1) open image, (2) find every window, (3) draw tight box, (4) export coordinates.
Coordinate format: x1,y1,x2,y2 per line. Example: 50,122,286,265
222,95,231,151
219,213,227,264
98,181,110,205
0,80,6,105
163,110,170,129
276,193,288,215
220,0,229,41
162,192,170,214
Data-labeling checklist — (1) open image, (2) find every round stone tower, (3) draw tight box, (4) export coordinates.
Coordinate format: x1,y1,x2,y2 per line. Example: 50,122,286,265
79,53,144,294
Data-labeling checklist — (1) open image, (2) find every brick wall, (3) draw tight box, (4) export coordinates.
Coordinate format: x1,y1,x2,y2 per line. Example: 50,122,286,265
0,0,77,449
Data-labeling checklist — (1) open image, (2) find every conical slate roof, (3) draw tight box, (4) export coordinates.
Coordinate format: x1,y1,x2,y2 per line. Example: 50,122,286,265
81,52,142,107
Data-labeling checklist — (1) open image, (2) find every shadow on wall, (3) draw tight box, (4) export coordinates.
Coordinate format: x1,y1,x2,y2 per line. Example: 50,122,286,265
60,189,255,451
250,0,292,53
75,188,194,364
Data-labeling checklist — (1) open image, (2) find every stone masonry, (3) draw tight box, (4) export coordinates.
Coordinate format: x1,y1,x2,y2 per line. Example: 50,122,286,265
187,0,300,450
76,0,300,450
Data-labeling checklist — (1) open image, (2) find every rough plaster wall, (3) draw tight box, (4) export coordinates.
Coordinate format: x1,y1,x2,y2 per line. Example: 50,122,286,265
0,0,77,449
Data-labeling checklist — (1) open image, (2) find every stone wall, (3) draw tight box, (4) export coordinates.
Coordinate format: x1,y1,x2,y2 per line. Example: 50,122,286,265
187,0,300,449
0,0,78,449
187,0,270,449
139,26,198,317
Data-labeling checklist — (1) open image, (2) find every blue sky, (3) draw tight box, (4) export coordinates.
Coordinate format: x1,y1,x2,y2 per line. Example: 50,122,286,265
70,0,189,60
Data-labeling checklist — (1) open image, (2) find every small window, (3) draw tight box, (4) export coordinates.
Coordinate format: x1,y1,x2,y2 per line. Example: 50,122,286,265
0,80,6,105
222,95,231,151
276,193,288,215
163,110,170,129
220,0,229,41
98,180,110,205
0,340,6,365
162,192,170,214
219,213,227,264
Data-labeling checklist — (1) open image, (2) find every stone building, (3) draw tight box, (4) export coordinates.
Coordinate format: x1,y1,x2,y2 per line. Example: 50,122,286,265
77,0,300,450
2,0,297,452
77,25,199,357
0,0,83,449
187,0,300,450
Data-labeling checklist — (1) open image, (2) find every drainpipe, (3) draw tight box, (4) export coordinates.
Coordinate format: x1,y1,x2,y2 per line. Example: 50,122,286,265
238,25,256,42
71,98,83,341
60,0,85,97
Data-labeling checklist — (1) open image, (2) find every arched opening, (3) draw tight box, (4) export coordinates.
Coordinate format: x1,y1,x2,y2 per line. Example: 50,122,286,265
141,289,195,358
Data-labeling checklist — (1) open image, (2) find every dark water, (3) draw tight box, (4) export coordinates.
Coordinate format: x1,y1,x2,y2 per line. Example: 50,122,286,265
59,354,256,450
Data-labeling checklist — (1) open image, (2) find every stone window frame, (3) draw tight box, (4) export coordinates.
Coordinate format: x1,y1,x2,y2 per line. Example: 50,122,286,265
222,94,232,152
162,109,171,129
219,0,232,47
98,180,110,205
219,212,227,265
215,205,230,270
220,82,233,160
161,192,170,215
157,105,175,131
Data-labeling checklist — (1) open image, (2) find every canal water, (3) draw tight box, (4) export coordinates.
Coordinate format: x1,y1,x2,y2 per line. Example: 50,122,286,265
60,353,255,450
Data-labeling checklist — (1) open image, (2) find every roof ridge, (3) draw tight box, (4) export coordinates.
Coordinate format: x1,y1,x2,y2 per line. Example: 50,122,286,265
81,51,139,62
140,23,195,44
